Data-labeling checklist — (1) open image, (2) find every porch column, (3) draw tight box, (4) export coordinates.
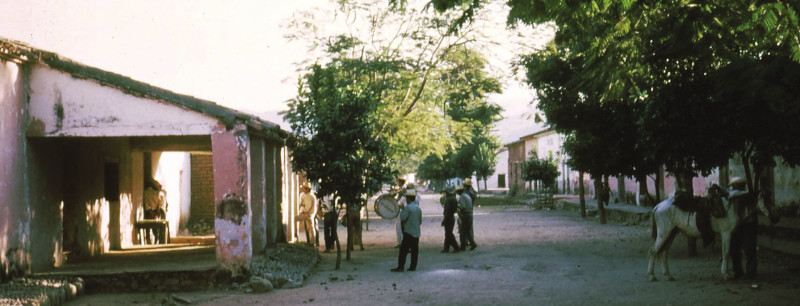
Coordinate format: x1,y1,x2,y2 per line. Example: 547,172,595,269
211,124,252,276
250,137,266,254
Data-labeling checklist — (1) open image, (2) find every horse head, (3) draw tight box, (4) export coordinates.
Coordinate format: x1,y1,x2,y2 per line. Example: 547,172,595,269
757,191,781,225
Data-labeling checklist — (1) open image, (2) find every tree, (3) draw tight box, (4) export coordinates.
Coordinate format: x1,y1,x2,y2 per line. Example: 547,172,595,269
473,141,498,190
417,153,455,190
521,155,559,190
283,55,397,264
287,0,504,174
285,1,505,263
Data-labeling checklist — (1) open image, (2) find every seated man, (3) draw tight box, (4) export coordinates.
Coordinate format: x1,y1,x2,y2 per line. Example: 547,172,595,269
143,179,167,244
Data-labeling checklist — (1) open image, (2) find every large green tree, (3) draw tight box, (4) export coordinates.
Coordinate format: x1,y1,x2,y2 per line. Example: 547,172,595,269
283,52,397,263
287,0,504,174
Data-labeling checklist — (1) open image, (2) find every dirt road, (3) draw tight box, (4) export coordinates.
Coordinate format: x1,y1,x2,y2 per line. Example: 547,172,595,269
72,193,800,305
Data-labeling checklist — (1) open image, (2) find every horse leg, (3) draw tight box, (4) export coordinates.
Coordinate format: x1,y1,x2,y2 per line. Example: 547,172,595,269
648,221,663,281
647,248,658,281
720,231,733,280
660,230,678,281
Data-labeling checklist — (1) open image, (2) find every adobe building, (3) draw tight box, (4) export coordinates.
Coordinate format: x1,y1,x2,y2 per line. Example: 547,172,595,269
0,38,304,281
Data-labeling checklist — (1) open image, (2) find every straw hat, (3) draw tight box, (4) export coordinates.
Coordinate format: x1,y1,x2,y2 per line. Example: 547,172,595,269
404,185,417,196
463,178,472,186
729,177,746,187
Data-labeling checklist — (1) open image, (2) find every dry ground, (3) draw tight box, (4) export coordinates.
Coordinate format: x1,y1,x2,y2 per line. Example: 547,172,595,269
71,193,800,306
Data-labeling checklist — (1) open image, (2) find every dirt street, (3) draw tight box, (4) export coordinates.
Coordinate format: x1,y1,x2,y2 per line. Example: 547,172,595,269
72,193,800,305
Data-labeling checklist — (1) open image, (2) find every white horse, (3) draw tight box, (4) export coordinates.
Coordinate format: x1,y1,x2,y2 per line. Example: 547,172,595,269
647,189,779,281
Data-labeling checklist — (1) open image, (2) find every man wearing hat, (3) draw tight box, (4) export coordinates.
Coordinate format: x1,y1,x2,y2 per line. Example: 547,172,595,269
727,176,758,280
391,178,407,248
457,185,477,251
391,186,422,272
463,178,477,201
440,185,460,253
297,182,316,246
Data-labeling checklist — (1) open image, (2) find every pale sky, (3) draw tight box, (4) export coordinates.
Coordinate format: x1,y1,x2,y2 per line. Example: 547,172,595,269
0,0,540,143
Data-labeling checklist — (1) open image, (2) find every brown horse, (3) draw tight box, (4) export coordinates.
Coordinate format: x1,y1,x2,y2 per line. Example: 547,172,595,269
647,189,779,281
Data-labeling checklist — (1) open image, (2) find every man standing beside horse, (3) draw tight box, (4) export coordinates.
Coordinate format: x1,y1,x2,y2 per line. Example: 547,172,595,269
727,177,758,281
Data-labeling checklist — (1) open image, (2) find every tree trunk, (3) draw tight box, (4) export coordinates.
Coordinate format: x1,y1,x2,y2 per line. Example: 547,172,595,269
346,209,353,261
579,172,586,218
335,232,342,270
616,176,625,204
635,174,650,206
598,176,607,225
656,166,665,202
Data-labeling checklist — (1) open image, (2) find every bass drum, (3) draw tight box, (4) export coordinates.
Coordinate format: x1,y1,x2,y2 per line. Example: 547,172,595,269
374,194,400,219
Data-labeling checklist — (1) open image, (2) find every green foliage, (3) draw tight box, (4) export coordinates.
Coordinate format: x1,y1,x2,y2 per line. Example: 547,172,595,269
288,1,503,175
521,156,559,188
505,0,800,187
417,153,454,182
283,58,397,207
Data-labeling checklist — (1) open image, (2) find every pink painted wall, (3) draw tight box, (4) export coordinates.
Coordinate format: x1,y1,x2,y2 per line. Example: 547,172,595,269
0,60,31,280
211,124,252,276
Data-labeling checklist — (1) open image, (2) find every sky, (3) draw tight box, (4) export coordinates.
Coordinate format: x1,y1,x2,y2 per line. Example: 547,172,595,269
0,0,541,144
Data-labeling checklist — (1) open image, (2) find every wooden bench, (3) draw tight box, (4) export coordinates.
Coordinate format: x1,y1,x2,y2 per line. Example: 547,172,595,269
135,220,170,245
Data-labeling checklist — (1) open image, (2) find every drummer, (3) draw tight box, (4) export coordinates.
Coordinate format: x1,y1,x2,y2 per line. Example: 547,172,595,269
391,178,407,248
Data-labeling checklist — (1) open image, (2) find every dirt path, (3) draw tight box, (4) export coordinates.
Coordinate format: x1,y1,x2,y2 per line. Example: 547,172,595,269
71,193,800,305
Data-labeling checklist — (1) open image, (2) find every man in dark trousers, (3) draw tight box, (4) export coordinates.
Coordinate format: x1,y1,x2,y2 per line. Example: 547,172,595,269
457,185,477,251
321,195,338,253
391,188,422,272
440,186,460,253
728,177,758,282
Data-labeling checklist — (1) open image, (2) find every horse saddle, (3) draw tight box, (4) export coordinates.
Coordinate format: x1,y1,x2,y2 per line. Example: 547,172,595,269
710,197,727,218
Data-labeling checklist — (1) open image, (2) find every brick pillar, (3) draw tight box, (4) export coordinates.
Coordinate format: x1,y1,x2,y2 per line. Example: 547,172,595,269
211,124,252,276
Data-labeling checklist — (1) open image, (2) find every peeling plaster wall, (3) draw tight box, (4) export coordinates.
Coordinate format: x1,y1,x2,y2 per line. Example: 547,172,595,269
211,124,252,275
27,66,219,137
0,59,31,281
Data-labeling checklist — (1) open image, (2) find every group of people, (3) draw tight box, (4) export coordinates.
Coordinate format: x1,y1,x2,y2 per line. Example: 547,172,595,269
297,181,363,253
298,176,480,273
439,179,478,253
297,182,341,253
389,177,478,272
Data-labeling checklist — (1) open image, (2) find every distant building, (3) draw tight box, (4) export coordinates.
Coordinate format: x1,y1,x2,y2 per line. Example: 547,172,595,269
503,125,800,217
470,147,508,192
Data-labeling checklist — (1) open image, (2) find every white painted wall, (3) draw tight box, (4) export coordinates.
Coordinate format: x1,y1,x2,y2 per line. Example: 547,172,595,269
536,131,562,160
472,148,508,191
27,66,220,137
